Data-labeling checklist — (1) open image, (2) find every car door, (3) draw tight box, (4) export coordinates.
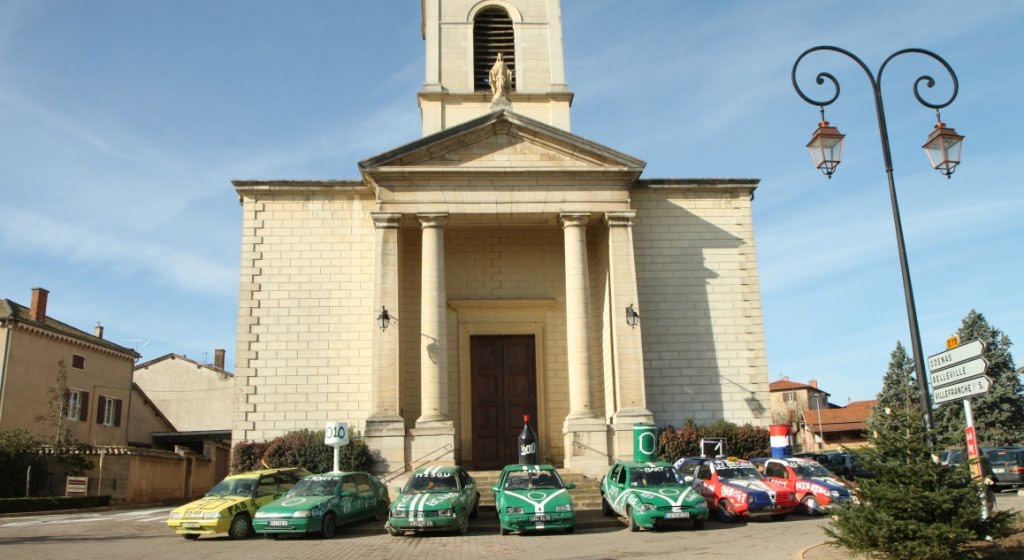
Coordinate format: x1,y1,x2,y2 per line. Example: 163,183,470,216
458,469,476,512
764,460,793,492
338,475,359,520
604,465,623,514
254,475,280,507
353,474,376,518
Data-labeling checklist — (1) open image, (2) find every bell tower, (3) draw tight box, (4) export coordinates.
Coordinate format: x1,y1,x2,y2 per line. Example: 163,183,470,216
419,0,573,135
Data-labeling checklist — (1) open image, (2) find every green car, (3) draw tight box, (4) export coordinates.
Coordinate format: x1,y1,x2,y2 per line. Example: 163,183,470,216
600,461,709,531
492,464,576,535
251,471,389,539
386,465,480,536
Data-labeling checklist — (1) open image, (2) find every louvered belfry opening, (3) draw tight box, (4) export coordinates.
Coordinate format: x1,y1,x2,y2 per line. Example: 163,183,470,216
474,7,515,92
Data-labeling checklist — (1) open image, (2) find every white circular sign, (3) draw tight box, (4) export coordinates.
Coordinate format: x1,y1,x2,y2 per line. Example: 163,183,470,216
324,421,349,446
660,488,680,496
638,432,656,455
282,498,307,507
527,491,547,501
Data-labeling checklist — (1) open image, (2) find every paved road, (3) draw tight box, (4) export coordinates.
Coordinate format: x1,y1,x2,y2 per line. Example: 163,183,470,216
1,493,1018,560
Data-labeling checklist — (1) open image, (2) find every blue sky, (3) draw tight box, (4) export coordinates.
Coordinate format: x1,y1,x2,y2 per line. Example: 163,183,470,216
1,1,1021,406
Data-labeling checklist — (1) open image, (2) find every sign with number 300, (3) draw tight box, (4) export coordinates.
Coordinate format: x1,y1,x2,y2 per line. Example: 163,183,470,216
324,422,349,446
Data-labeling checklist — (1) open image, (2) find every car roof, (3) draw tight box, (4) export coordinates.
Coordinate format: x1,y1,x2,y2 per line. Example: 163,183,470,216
226,467,311,478
614,461,674,469
501,464,557,472
412,465,462,475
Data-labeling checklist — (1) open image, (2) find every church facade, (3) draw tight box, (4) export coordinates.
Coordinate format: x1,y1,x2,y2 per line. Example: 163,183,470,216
232,0,770,476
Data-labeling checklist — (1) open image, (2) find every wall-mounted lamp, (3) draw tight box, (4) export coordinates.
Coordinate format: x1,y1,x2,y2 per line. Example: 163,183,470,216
625,304,640,329
377,306,391,331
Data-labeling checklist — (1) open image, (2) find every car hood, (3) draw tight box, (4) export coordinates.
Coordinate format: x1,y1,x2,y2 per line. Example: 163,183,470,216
805,477,850,494
622,485,705,507
171,495,248,515
500,488,572,513
721,478,779,496
391,491,462,512
259,495,335,515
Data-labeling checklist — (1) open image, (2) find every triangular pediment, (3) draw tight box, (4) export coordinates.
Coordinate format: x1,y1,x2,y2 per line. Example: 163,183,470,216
359,110,645,175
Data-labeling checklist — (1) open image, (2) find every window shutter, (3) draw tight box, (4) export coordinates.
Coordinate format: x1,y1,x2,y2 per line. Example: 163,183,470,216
96,396,105,424
80,391,90,421
114,399,122,427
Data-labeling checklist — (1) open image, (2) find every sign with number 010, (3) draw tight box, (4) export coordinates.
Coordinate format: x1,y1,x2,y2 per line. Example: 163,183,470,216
324,421,349,447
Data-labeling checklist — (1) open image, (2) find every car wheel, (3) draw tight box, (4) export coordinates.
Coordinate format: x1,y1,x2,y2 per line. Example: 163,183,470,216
802,495,820,516
693,519,705,530
457,512,469,535
320,513,337,539
228,514,253,540
601,496,614,517
387,524,403,537
627,507,640,532
499,526,510,536
182,534,200,541
717,499,736,523
375,502,388,522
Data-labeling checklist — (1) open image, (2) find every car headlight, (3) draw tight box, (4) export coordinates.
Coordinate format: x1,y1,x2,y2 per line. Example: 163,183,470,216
788,493,796,502
638,503,656,512
202,512,222,519
694,501,708,509
391,510,407,518
506,506,524,515
746,493,754,504
168,512,182,520
292,511,312,518
254,511,268,519
555,504,572,512
437,509,454,517
830,490,841,498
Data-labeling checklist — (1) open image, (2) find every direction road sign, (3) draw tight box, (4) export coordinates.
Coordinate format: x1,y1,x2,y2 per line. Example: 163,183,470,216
933,376,992,405
928,340,985,372
930,357,989,388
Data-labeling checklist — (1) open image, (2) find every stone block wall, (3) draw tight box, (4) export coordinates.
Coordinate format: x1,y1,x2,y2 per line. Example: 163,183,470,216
631,185,770,428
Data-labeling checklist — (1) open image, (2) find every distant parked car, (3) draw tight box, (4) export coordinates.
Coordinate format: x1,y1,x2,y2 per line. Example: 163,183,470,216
984,447,1024,490
940,449,965,467
828,453,873,480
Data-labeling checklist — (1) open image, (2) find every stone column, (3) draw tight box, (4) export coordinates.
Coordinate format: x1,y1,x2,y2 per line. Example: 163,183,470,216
559,212,608,476
364,212,405,473
410,213,455,465
605,211,655,461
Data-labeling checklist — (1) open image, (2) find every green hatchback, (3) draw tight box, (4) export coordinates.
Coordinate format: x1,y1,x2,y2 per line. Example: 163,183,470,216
387,466,480,536
600,461,708,531
492,464,576,535
252,472,389,539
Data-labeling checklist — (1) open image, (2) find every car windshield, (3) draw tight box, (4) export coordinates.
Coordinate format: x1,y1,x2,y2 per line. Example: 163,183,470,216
794,463,833,478
503,470,564,490
629,467,678,487
717,467,762,481
206,477,257,498
404,473,458,493
288,476,340,497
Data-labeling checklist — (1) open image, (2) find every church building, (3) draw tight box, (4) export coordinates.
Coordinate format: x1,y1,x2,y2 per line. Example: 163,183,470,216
232,0,771,476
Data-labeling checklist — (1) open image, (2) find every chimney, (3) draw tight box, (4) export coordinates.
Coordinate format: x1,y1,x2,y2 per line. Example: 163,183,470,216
29,287,49,322
809,379,818,388
94,322,104,339
214,348,225,370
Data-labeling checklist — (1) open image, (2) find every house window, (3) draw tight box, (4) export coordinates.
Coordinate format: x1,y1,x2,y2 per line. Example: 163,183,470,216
71,354,85,369
65,389,89,422
783,391,796,403
473,7,515,92
96,396,122,427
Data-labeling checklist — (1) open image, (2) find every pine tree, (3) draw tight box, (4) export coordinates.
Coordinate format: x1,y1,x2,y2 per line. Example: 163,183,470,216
826,342,1014,560
933,310,1024,447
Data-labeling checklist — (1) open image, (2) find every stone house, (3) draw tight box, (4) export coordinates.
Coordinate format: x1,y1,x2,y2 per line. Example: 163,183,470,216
231,0,771,476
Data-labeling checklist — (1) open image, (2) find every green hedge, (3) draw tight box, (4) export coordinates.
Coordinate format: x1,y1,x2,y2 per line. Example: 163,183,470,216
657,419,770,462
231,430,373,475
0,429,46,498
0,495,111,514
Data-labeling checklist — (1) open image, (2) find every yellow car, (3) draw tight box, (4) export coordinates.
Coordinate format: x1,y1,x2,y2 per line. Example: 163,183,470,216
167,467,311,540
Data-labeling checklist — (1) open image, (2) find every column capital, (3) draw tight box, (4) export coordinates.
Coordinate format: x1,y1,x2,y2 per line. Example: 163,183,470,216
371,212,403,229
605,211,637,227
417,213,449,228
559,212,591,229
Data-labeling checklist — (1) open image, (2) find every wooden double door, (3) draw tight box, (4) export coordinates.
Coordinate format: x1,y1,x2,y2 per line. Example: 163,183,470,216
470,335,538,470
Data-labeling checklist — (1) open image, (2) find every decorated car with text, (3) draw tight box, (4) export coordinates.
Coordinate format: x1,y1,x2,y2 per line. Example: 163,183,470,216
750,457,853,515
599,461,708,531
252,471,389,538
492,464,576,535
386,465,480,536
167,467,311,540
679,457,797,522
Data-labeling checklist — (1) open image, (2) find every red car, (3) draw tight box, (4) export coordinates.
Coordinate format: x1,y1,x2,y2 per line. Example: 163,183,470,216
752,457,854,515
679,457,797,522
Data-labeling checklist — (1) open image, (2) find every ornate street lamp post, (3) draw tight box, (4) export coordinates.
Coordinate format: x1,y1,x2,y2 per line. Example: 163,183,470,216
791,46,964,437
